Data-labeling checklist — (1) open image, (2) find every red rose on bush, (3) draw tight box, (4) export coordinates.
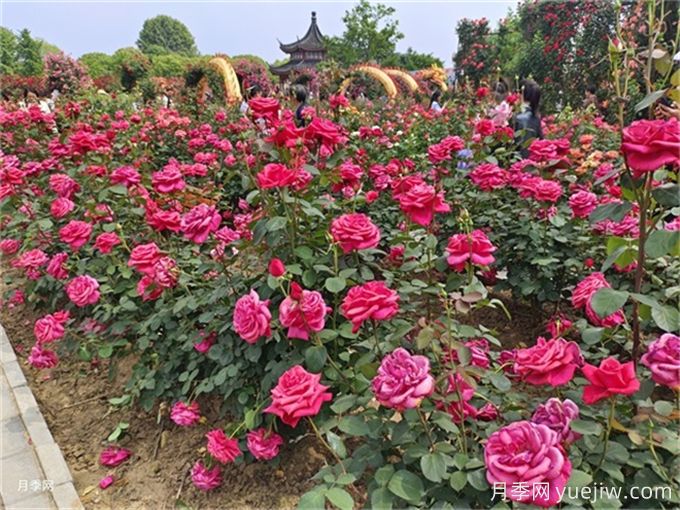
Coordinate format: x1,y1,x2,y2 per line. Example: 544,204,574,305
568,190,598,219
446,229,496,271
398,183,451,226
246,428,284,460
469,163,508,191
152,167,185,194
514,337,583,386
59,220,92,250
65,275,100,307
94,232,121,254
340,281,399,333
279,284,330,340
128,242,162,276
181,204,221,244
330,213,380,253
264,365,332,427
582,357,640,404
233,290,271,344
50,197,74,218
256,163,298,189
371,347,434,410
206,429,242,464
268,258,286,277
622,119,680,174
248,97,280,121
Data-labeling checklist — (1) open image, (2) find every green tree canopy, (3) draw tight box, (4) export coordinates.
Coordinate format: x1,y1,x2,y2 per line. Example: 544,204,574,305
136,15,198,56
384,48,443,71
79,52,116,78
326,0,404,66
0,27,17,75
15,29,44,76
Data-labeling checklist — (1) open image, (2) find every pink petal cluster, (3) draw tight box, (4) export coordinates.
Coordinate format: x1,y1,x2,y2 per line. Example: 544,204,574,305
279,285,330,340
99,446,132,467
170,401,201,426
330,213,380,253
340,281,399,333
65,275,100,307
246,428,284,460
233,290,271,344
641,333,680,390
531,398,581,444
191,461,222,491
206,429,242,464
264,365,332,427
371,348,434,410
446,229,496,272
513,337,583,387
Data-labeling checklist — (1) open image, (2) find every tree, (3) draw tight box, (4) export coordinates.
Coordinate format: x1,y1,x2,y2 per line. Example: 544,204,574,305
113,47,151,91
137,15,198,56
326,0,404,66
79,52,116,78
0,27,17,75
384,48,443,71
15,29,43,76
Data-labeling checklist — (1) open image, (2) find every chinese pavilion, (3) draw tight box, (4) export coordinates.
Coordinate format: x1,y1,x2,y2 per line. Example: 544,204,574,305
270,11,327,80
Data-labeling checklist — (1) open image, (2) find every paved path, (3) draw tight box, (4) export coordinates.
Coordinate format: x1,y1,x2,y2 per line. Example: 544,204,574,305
0,325,83,510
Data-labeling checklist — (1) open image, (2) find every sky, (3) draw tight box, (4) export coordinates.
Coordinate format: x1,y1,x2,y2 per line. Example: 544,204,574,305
0,1,517,66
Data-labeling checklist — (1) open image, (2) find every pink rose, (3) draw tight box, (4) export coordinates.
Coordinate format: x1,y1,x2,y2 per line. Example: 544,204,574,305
532,179,562,203
268,258,286,277
469,163,508,191
152,167,185,193
531,398,581,444
99,446,131,467
330,213,381,253
50,197,75,218
445,338,490,369
27,344,58,369
49,173,80,197
340,281,399,333
233,290,271,344
46,252,69,280
546,313,572,338
59,220,92,250
446,229,496,271
128,242,162,276
181,204,221,244
568,190,598,219
485,421,571,507
110,165,141,187
248,97,280,121
194,331,216,354
257,163,298,189
372,348,434,410
398,183,451,226
65,275,100,307
572,272,625,327
33,311,69,344
191,461,222,491
94,232,121,254
170,401,201,426
246,428,284,460
279,284,330,340
641,333,680,390
582,357,640,404
0,239,20,255
264,365,332,427
622,118,680,174
206,429,241,464
514,337,583,386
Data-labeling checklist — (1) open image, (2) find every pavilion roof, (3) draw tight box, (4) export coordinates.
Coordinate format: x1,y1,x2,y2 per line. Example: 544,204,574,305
279,12,325,53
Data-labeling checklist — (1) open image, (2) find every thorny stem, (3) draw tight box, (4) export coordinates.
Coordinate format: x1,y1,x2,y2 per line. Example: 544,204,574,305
594,396,617,477
417,408,436,451
307,418,347,474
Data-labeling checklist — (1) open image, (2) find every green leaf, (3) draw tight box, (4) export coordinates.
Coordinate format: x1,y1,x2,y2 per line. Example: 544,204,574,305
466,469,488,491
387,470,424,504
330,395,356,414
432,411,459,433
488,372,511,391
635,89,667,112
98,343,113,359
651,305,680,332
589,202,632,223
370,487,393,510
421,452,447,482
297,489,326,510
449,471,467,491
266,216,288,231
567,469,593,488
375,464,395,487
605,440,630,464
326,431,347,458
325,276,346,293
590,288,629,318
305,345,327,372
653,400,673,417
652,184,680,207
645,230,680,258
325,488,353,510
570,419,603,436
338,415,369,436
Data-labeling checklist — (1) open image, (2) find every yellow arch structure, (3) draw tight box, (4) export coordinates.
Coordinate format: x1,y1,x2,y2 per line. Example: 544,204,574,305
418,65,448,92
339,65,398,99
384,69,419,94
209,56,242,104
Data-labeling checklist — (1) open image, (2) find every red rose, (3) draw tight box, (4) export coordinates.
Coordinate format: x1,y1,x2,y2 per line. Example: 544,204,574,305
268,258,286,277
50,197,75,218
264,365,332,427
206,429,242,464
304,117,347,147
128,242,162,276
340,281,400,333
256,163,297,189
398,183,451,226
469,163,509,191
181,204,221,244
622,119,680,175
65,275,100,307
152,167,185,194
330,213,380,253
514,337,583,387
248,97,280,121
582,357,640,404
446,229,496,271
94,232,121,254
59,220,93,250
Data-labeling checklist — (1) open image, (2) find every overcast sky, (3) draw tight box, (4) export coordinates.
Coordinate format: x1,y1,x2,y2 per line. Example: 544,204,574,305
1,1,516,65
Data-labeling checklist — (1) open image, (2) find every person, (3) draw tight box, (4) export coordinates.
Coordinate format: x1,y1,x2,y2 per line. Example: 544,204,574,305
240,84,261,115
429,89,443,112
490,78,512,126
655,99,680,121
494,78,509,103
584,85,598,109
514,79,542,155
294,85,308,127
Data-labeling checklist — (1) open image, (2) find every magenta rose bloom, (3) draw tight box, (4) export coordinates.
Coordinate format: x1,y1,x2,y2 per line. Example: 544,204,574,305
27,344,59,369
446,229,496,272
513,337,583,387
532,179,562,203
94,232,121,254
33,311,69,344
181,204,221,244
568,190,598,219
398,183,451,226
46,252,69,280
152,167,185,194
436,373,477,423
128,242,162,276
641,333,680,390
206,429,242,464
622,118,680,174
59,220,93,250
257,163,298,189
582,357,640,404
65,275,100,307
372,348,434,410
99,446,131,467
191,460,222,491
469,163,509,191
485,421,572,507
50,197,75,219
531,398,581,445
246,428,284,460
572,272,625,327
264,365,332,427
330,213,381,253
170,401,201,427
279,284,331,340
340,281,399,333
233,290,271,344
